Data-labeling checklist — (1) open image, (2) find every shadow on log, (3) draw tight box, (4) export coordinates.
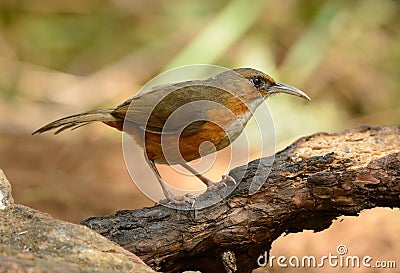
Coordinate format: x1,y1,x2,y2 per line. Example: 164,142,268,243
81,126,400,273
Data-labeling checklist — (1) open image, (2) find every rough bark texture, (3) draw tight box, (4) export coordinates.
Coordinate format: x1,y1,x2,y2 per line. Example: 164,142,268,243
82,125,400,273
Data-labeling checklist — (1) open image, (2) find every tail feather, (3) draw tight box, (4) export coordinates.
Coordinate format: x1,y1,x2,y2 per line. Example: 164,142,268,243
32,109,119,135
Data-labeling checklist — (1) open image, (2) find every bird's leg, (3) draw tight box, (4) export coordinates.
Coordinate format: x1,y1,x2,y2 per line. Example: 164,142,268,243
144,154,195,205
180,162,236,190
180,162,213,186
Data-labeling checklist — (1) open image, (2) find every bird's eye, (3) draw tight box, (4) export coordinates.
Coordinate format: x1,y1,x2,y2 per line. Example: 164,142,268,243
251,76,264,88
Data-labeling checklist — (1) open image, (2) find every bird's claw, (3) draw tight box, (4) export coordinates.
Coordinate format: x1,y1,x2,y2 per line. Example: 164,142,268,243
160,192,196,205
207,175,236,190
222,175,236,185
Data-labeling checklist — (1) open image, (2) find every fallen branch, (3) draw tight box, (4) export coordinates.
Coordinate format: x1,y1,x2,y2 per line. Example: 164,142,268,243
82,126,400,273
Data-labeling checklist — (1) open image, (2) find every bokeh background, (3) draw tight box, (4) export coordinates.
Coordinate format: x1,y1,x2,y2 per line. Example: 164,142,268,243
0,0,399,272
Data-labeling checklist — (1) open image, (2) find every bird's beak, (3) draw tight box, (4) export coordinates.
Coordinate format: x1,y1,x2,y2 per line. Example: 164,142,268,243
269,82,311,101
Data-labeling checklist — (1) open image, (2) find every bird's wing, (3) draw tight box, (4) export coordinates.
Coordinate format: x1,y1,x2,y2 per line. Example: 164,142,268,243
111,81,235,136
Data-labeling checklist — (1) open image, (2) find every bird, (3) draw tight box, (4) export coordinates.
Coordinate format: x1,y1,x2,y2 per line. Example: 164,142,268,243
33,68,310,204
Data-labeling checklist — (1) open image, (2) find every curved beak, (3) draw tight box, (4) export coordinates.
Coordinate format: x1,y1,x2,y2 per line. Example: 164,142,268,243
269,82,311,101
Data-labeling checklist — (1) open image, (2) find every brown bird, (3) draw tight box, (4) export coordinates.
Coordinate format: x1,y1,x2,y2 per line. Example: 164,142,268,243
33,68,310,204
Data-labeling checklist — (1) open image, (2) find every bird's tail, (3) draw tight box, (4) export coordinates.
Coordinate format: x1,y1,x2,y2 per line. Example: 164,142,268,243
32,109,121,135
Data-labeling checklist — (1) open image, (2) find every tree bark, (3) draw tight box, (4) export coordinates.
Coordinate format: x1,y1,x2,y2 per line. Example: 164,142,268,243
81,125,400,273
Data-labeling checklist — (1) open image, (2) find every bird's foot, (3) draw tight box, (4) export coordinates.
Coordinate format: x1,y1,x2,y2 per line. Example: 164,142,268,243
160,192,196,205
207,175,236,190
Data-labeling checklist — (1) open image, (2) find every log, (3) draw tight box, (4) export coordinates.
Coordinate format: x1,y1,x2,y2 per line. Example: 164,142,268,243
81,126,400,273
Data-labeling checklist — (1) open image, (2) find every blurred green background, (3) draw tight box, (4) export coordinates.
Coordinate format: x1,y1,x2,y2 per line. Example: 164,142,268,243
0,1,399,272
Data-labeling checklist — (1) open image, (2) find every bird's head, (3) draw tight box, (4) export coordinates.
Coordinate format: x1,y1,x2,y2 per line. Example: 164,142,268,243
233,68,311,101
